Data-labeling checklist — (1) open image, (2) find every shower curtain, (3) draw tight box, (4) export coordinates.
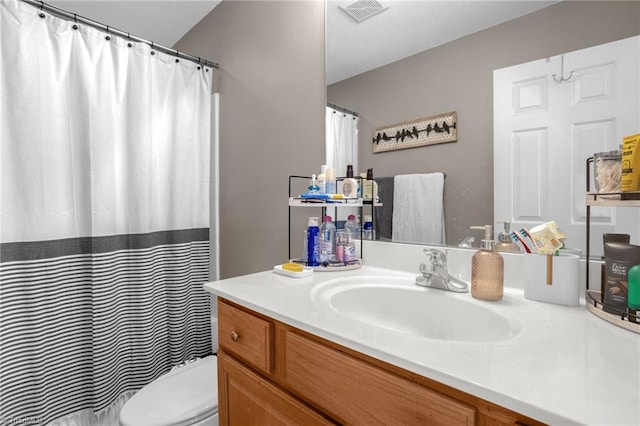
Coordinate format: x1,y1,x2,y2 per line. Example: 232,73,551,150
0,1,213,424
325,105,359,177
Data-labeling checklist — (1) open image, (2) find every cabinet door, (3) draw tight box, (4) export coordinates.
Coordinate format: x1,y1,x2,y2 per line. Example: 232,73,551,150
217,351,334,426
282,330,476,425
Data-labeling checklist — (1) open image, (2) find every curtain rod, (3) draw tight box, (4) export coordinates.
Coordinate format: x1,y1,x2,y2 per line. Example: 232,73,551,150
327,103,359,117
20,0,219,70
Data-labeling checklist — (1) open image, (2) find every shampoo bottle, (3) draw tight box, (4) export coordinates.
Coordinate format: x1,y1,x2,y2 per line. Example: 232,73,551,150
470,225,504,301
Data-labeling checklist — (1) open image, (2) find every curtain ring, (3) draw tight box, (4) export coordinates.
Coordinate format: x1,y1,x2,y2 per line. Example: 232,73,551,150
105,26,111,41
127,33,132,48
72,14,78,30
175,50,180,63
38,1,45,18
151,42,155,55
197,58,201,70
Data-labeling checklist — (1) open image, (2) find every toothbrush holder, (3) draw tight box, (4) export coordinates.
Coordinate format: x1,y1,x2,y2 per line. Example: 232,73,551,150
523,253,580,306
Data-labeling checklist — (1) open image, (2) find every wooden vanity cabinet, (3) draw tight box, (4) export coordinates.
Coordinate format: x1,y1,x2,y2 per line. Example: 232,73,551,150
217,298,544,426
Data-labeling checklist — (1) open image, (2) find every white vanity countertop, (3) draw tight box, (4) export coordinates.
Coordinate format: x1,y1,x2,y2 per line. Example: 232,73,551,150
204,265,640,425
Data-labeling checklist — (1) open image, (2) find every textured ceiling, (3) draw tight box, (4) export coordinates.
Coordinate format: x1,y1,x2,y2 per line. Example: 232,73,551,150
45,0,559,85
326,0,559,84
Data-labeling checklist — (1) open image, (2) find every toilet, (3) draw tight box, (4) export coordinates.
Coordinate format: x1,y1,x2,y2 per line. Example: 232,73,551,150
119,355,219,426
119,313,220,426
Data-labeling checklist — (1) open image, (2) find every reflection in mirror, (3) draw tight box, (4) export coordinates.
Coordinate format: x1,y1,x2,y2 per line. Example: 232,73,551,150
326,0,640,251
494,35,640,259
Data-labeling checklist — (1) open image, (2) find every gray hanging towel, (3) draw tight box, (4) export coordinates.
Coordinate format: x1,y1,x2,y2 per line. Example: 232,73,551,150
374,176,394,241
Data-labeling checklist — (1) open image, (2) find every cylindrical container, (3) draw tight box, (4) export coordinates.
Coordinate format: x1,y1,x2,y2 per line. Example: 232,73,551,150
593,149,622,198
302,230,308,263
335,231,346,262
603,242,640,313
326,168,336,194
319,215,336,263
629,264,640,323
523,253,580,306
317,164,328,194
343,233,357,262
342,165,359,198
345,214,360,237
363,215,374,240
306,217,320,267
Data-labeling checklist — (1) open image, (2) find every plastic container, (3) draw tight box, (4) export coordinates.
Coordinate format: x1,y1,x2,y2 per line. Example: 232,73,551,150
345,214,360,237
524,253,580,306
342,165,359,198
594,149,622,198
363,215,374,240
306,217,320,267
628,264,640,310
319,216,336,263
603,242,640,313
335,231,346,262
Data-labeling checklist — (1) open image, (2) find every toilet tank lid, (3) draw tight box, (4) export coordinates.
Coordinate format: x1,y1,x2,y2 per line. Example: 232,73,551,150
119,355,218,426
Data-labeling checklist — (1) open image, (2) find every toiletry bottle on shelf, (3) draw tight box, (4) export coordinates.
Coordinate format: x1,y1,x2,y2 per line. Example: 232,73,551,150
335,231,345,262
628,264,640,323
317,165,327,194
307,174,319,194
363,215,374,240
326,168,336,194
494,222,520,253
319,216,336,263
345,214,360,236
342,165,359,198
306,217,320,267
366,168,378,202
470,225,504,301
602,241,640,314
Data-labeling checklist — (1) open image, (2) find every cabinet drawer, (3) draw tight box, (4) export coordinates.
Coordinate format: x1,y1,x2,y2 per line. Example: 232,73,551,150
283,330,476,425
218,299,273,374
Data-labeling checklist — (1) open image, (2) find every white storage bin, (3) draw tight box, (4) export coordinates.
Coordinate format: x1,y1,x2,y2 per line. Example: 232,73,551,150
523,253,580,306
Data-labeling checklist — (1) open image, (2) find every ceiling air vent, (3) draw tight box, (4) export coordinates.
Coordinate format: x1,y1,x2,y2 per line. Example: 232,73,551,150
339,0,388,23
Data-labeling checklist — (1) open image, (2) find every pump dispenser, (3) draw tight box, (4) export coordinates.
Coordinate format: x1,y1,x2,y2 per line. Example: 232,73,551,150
470,225,504,301
494,222,520,253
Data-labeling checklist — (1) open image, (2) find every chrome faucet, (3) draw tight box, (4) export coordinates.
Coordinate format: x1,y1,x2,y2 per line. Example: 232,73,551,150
415,248,469,293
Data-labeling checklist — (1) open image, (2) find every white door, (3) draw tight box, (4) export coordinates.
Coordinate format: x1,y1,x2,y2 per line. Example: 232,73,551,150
494,36,640,258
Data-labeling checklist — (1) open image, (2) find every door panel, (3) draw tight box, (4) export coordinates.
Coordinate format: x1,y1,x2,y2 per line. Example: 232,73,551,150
494,36,640,261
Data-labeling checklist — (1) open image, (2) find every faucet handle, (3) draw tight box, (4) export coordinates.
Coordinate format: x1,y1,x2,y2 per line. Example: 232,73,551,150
423,248,447,269
419,263,432,274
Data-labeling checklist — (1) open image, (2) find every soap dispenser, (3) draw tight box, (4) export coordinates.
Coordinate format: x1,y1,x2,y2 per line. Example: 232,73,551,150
494,222,520,253
470,225,504,301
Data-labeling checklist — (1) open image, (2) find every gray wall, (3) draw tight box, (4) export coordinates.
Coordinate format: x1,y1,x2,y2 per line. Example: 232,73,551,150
328,1,640,246
175,1,325,279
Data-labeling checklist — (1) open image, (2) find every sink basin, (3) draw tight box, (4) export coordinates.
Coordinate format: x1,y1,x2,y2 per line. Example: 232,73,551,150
311,276,519,342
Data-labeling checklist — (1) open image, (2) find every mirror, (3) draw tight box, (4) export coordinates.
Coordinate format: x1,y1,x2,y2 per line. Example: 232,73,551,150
326,0,640,251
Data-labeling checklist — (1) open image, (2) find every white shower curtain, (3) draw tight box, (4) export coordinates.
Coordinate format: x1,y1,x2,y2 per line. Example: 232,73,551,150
1,1,213,424
325,105,359,177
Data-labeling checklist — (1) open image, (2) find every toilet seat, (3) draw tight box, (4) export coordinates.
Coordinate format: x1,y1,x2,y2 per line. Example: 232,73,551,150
119,355,218,426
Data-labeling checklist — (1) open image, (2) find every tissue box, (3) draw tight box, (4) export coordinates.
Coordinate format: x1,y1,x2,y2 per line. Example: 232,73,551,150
523,253,580,306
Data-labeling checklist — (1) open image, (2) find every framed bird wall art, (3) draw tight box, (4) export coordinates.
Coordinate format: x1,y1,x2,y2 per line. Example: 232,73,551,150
372,111,457,153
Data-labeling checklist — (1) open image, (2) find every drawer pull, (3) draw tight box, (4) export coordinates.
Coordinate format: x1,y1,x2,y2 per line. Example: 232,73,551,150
230,331,240,342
